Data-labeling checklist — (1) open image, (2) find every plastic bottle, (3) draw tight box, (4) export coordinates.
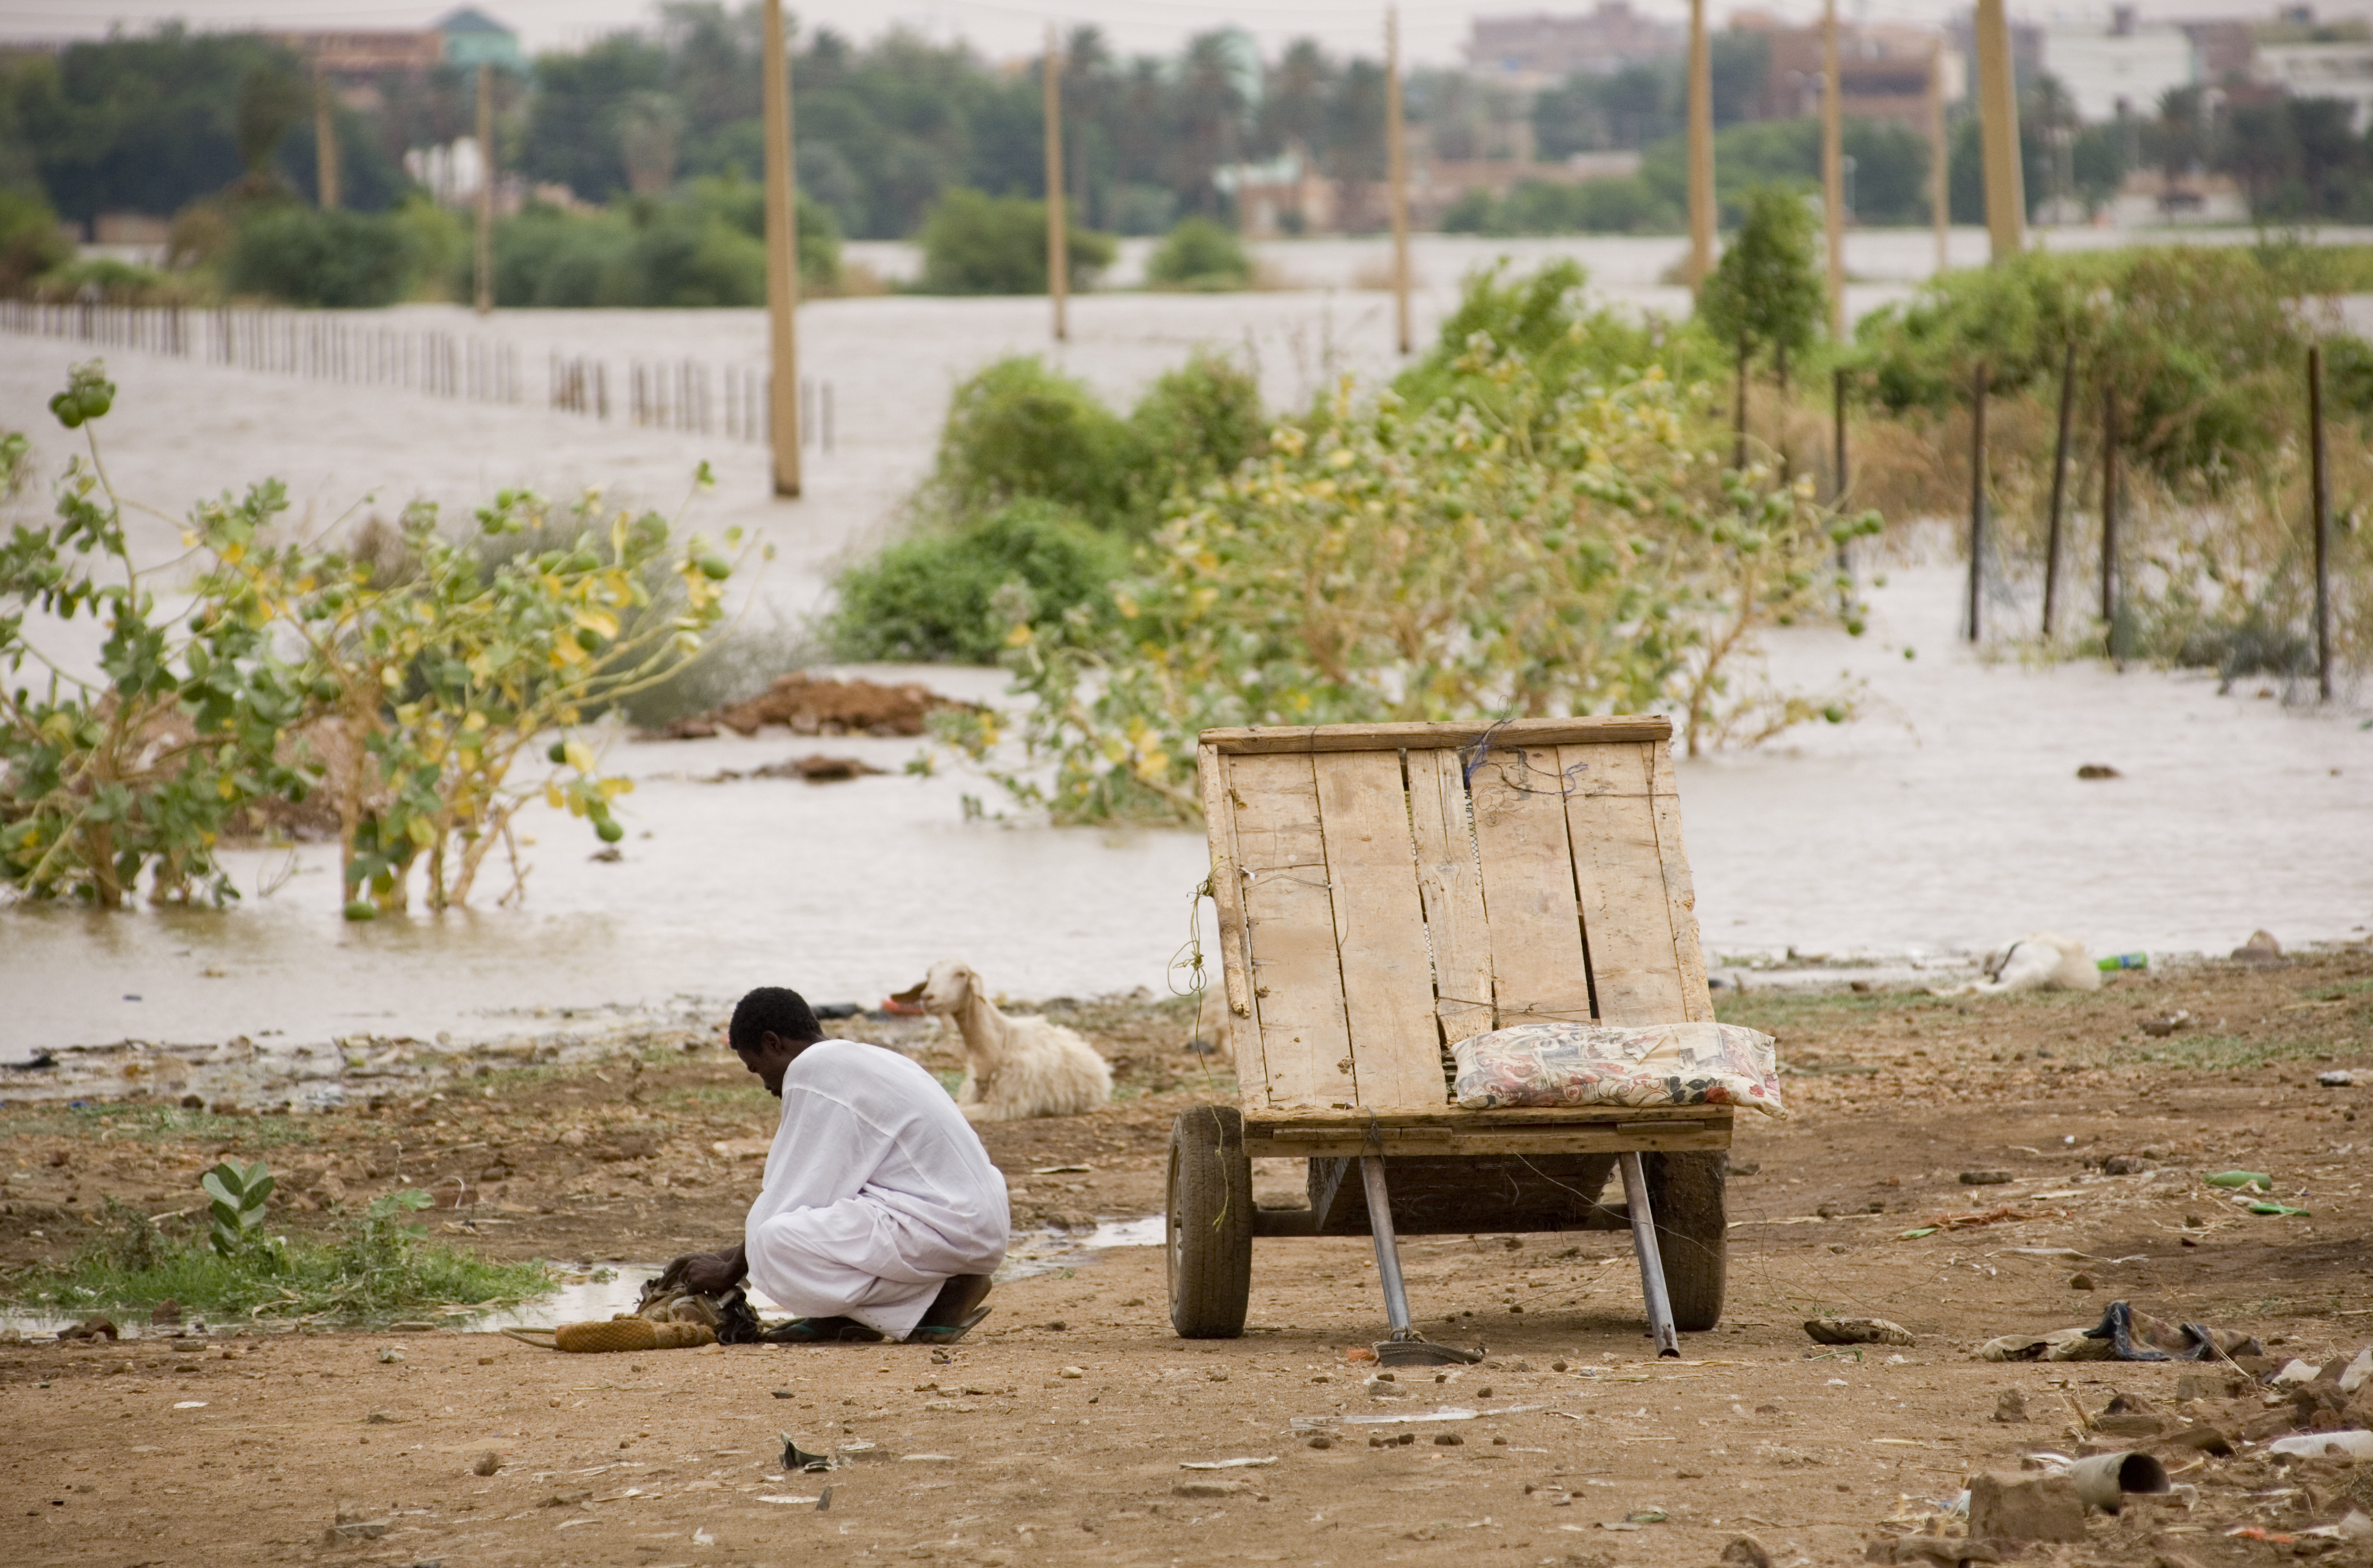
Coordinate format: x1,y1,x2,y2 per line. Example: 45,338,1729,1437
2096,952,2148,971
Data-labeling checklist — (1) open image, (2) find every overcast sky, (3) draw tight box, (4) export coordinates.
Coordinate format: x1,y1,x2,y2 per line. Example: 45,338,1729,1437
2,0,2366,70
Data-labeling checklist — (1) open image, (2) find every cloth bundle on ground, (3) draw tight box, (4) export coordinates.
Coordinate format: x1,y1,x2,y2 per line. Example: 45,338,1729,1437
545,1280,764,1353
1451,1021,1786,1118
1978,1300,2263,1363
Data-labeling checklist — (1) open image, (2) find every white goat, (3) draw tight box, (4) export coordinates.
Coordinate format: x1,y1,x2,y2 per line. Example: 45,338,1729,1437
1939,932,2103,995
901,960,1113,1123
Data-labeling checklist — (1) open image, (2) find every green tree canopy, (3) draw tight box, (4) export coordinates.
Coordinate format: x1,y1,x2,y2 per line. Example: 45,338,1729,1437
1699,185,1824,366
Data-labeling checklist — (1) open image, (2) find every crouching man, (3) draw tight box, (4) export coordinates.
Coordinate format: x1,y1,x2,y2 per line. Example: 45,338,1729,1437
658,986,1009,1344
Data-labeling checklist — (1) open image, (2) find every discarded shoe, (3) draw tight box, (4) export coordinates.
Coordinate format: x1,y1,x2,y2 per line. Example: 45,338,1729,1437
762,1316,887,1345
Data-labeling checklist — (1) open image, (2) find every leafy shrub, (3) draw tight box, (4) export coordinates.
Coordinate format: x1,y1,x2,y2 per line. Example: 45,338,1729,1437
0,186,73,295
23,1180,550,1322
1393,259,1680,417
1145,216,1250,290
488,179,839,308
1126,350,1267,519
1699,185,1826,369
224,204,418,307
915,187,1114,295
30,255,187,303
1851,245,2360,486
939,315,1875,823
926,356,1136,523
829,500,1129,664
1441,176,1676,236
2,367,313,907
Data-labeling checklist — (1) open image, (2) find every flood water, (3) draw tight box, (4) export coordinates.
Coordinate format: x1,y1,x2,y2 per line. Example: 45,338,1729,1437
3,233,2368,1070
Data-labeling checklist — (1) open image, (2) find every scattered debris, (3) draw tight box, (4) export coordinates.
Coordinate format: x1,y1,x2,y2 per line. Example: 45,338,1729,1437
1957,1171,2014,1186
2266,1431,2373,1460
471,1452,502,1476
1721,1535,1774,1568
1178,1457,1275,1470
1804,1318,1915,1347
57,1317,118,1342
1966,1472,2085,1543
1173,1480,1255,1498
2320,1069,2358,1087
1991,1389,2026,1423
324,1502,390,1545
783,1438,833,1472
652,671,975,740
2064,1450,2169,1511
2203,1171,2272,1191
2075,764,2122,780
148,1299,182,1326
2140,1012,2191,1037
701,754,887,784
2230,929,2284,964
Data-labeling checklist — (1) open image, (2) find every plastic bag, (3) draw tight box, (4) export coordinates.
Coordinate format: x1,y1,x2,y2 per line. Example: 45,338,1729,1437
1451,1021,1785,1118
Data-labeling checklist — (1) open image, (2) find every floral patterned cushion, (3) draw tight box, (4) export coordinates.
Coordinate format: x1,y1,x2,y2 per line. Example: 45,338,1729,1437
1451,1021,1786,1118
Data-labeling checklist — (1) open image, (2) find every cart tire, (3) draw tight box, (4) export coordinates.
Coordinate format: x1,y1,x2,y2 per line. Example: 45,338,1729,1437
1167,1106,1252,1339
1644,1151,1727,1332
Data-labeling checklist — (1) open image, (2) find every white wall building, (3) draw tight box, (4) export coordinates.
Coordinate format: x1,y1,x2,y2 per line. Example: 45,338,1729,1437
2040,11,2197,121
2256,40,2373,129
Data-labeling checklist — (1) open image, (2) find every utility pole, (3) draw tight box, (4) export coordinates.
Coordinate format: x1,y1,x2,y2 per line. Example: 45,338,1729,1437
2310,345,2334,700
1928,41,1949,275
1043,25,1069,343
1386,6,1411,354
1973,0,2025,261
1968,362,1988,643
473,61,493,315
1686,0,1715,290
1821,0,1845,338
314,68,341,210
762,0,802,497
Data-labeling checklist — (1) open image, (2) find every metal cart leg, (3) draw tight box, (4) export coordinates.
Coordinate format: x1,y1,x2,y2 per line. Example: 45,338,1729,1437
1617,1151,1682,1357
1360,1155,1415,1336
1360,1155,1483,1367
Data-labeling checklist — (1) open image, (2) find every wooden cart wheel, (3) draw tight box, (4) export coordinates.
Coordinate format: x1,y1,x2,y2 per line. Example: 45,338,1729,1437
1166,1105,1252,1340
1644,1151,1727,1332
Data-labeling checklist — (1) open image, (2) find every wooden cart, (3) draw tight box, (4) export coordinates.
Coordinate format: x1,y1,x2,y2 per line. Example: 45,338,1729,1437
1169,717,1730,1359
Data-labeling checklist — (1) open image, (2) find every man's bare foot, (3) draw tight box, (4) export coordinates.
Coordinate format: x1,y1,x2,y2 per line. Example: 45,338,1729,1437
914,1274,993,1330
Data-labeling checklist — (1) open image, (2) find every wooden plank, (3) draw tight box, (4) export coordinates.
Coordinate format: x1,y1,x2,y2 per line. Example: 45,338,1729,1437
1312,750,1446,1111
1407,749,1496,1044
1468,744,1596,1028
1246,1124,1731,1159
1245,1105,1733,1130
1202,716,1670,756
1196,746,1260,1077
1226,751,1358,1112
1559,741,1692,1025
1646,738,1717,1022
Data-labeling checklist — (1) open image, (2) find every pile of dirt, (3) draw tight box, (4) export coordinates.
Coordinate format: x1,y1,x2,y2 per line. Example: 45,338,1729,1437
650,672,977,740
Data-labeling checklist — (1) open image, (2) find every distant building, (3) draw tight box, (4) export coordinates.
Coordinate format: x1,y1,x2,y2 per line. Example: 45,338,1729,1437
266,8,521,82
1733,15,1964,134
1465,5,1685,90
1213,146,1335,237
2038,7,2196,122
436,7,525,74
2255,37,2373,129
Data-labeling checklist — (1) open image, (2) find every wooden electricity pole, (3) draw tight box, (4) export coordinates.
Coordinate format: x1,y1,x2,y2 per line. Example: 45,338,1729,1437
473,61,493,315
1686,0,1715,291
1968,362,1989,643
315,70,341,210
1973,0,2025,261
1928,42,1950,275
2042,339,2076,638
1821,0,1845,338
2310,345,2334,700
1044,26,1069,342
1387,6,1411,354
762,0,802,497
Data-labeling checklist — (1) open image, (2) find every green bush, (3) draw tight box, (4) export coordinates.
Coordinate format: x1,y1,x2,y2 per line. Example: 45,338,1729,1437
928,355,1136,523
829,500,1129,664
1442,177,1677,236
488,179,839,308
1393,259,1681,417
0,186,73,295
224,204,418,307
1698,184,1826,368
1145,216,1250,290
1850,245,2359,484
915,188,1114,295
1126,350,1267,518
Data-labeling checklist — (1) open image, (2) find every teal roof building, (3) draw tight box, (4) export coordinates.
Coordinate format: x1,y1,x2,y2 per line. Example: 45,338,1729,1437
438,7,525,73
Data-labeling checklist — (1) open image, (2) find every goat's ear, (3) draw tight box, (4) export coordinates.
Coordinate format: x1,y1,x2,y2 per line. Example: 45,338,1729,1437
889,981,925,1005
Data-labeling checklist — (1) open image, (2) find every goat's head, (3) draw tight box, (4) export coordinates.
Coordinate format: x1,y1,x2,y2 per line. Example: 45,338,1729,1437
910,959,979,1017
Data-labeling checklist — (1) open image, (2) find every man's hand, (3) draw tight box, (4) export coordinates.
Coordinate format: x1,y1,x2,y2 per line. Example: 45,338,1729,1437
656,1244,747,1296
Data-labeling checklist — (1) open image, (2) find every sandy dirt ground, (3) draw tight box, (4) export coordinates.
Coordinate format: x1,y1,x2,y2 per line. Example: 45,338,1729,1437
2,949,2370,1567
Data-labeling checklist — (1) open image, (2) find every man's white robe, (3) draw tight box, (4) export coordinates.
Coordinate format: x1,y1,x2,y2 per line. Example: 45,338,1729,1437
745,1039,1010,1341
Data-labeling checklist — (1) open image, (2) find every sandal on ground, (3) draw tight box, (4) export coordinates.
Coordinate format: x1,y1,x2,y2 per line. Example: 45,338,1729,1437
903,1305,992,1345
760,1315,886,1344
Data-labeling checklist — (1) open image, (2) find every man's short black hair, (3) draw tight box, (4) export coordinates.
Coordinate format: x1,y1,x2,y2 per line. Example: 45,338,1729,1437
730,986,821,1053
